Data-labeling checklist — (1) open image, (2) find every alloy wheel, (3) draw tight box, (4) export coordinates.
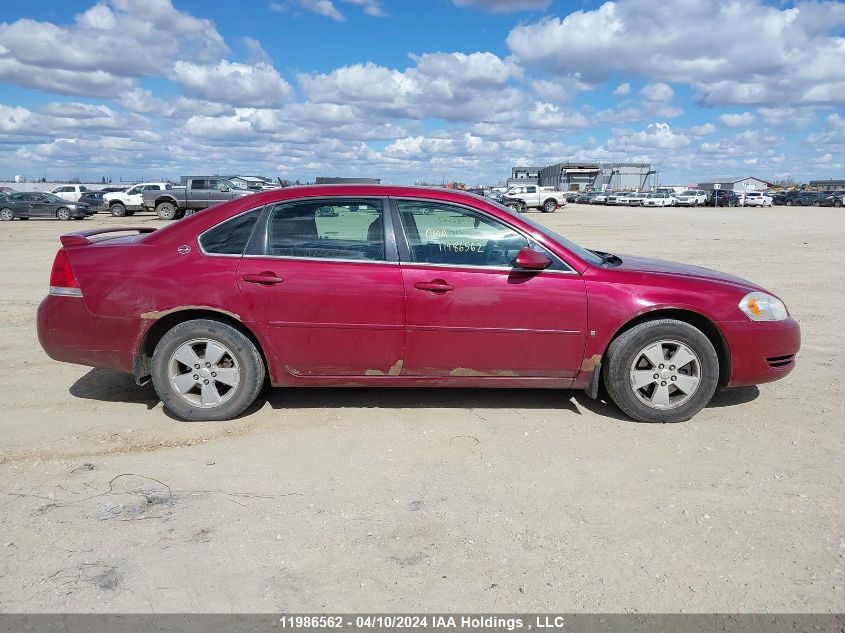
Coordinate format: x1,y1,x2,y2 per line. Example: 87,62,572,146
629,339,701,410
168,338,240,408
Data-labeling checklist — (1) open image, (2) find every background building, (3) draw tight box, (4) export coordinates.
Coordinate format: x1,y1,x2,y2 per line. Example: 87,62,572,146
808,179,845,191
511,162,654,191
698,176,773,192
315,177,381,184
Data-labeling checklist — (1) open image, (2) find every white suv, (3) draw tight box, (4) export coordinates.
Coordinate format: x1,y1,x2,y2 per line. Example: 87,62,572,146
742,191,773,207
103,182,172,217
675,190,707,207
50,184,88,202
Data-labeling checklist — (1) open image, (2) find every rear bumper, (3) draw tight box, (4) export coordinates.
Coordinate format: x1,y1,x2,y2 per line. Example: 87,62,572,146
720,317,801,387
37,295,139,374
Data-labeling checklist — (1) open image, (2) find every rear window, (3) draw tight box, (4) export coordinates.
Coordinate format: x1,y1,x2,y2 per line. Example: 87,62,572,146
199,210,261,255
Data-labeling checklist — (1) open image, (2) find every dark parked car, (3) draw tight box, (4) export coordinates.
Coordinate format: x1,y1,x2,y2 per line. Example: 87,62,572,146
705,190,742,207
771,191,801,206
792,192,825,206
0,192,94,221
78,191,106,213
38,185,799,424
809,191,844,207
575,192,595,204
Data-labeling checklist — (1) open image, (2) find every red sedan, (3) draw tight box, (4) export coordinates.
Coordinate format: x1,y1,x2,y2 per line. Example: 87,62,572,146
38,185,799,423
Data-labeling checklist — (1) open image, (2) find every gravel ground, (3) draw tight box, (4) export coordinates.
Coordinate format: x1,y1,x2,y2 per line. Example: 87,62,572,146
0,204,842,612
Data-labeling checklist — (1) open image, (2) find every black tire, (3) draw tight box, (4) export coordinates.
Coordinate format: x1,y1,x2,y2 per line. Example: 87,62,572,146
813,201,820,207
0,208,13,221
156,201,177,220
542,199,557,213
56,207,72,221
602,319,719,423
517,200,527,213
151,319,265,422
835,199,843,208
110,203,127,217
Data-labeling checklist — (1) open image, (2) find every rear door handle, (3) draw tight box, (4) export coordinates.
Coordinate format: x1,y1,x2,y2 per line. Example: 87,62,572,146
414,280,454,293
242,272,284,285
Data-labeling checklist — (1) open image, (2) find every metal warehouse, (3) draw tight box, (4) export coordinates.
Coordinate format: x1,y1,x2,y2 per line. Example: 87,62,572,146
510,162,654,191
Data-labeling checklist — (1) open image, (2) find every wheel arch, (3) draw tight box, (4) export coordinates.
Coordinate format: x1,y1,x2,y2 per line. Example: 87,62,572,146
603,308,731,387
154,195,178,207
136,308,270,383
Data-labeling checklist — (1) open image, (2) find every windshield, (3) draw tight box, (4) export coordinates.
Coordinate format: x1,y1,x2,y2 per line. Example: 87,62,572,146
484,197,605,266
680,190,696,196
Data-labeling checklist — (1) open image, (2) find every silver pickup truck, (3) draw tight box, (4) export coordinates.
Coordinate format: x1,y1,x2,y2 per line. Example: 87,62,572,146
142,177,252,220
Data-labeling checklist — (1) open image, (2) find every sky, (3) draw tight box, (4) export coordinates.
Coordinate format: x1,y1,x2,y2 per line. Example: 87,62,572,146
0,0,844,186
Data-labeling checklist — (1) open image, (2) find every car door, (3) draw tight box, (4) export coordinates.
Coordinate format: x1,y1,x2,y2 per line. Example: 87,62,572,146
207,179,231,207
124,185,144,207
237,197,405,377
393,198,587,378
29,194,54,217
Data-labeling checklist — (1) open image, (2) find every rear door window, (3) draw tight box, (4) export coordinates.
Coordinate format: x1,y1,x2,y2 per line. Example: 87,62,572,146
266,199,386,261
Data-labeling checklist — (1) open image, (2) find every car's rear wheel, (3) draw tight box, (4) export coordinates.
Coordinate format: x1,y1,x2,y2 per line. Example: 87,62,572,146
110,203,127,217
156,202,177,220
0,208,13,221
603,319,719,423
835,199,843,208
56,208,72,221
542,199,557,213
151,319,265,422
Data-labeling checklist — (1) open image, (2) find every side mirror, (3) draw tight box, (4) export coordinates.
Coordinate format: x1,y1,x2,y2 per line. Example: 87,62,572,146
220,186,229,192
514,247,551,270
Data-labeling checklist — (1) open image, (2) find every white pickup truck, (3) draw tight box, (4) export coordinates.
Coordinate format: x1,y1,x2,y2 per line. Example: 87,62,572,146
501,184,568,213
103,182,173,217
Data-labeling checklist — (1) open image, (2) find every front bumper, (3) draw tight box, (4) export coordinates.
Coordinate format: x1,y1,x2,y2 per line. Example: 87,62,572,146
719,317,801,387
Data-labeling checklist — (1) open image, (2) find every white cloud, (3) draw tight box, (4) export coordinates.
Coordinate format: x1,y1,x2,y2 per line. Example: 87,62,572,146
299,52,524,122
173,60,293,107
613,82,631,96
0,0,227,98
506,0,845,106
719,112,756,127
640,82,673,102
452,0,550,12
688,123,716,136
608,122,690,151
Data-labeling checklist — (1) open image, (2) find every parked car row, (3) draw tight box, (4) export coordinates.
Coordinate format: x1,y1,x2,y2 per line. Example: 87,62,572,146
772,190,844,207
571,188,779,208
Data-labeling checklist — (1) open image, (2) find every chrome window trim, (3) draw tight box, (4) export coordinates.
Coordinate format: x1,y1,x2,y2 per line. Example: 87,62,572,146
197,206,265,258
391,196,576,274
399,261,578,275
242,253,400,266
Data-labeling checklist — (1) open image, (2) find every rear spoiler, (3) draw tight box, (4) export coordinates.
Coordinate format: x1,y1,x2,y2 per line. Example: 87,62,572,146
60,227,157,247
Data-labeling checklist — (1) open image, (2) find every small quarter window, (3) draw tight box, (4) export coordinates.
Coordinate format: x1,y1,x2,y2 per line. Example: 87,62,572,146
200,210,261,255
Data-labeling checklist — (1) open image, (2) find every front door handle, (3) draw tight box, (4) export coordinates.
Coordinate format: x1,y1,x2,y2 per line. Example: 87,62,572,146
242,272,284,285
414,280,454,293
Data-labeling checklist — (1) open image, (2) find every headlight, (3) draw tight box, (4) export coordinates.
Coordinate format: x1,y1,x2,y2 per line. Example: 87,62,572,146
739,292,788,321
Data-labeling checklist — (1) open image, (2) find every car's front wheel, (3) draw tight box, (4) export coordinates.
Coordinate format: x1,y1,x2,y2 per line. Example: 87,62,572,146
603,319,719,423
151,319,265,421
110,203,127,217
56,208,72,221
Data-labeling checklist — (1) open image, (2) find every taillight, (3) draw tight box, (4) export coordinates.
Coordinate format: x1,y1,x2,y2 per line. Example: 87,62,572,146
49,249,82,297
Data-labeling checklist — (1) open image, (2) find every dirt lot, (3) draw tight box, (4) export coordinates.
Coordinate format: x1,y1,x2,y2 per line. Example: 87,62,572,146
0,204,842,613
